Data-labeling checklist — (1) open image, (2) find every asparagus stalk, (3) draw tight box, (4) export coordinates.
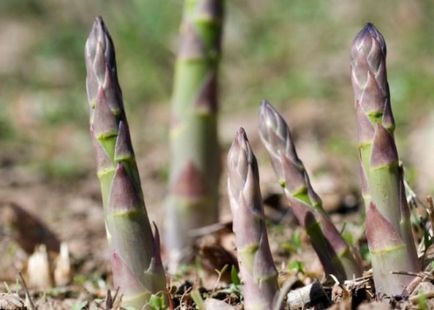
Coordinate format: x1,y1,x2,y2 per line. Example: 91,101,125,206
351,23,419,295
259,100,362,281
85,17,167,308
166,0,224,270
227,128,279,310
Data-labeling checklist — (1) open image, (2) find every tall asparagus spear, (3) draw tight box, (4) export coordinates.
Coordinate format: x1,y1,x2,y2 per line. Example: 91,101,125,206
351,23,419,295
227,128,279,310
166,0,224,270
259,101,362,281
85,17,167,308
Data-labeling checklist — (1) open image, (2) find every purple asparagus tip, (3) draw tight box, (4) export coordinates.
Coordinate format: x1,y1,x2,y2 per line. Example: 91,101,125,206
85,16,115,66
228,127,257,184
85,16,122,111
352,23,386,58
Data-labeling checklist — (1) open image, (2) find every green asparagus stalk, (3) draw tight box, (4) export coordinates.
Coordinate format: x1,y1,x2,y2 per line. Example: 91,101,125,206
166,0,224,270
227,128,279,310
259,100,362,281
85,17,167,308
351,23,419,295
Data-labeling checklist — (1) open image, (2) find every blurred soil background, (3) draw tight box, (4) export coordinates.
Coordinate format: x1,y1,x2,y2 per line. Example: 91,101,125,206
1,0,434,308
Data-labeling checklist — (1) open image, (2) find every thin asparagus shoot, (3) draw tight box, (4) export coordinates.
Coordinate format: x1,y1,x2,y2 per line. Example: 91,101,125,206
166,0,225,271
85,16,167,308
259,100,362,281
227,128,279,310
351,22,420,295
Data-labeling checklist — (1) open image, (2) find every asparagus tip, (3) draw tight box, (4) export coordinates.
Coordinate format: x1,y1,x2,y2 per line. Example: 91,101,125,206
260,99,272,111
352,22,386,56
235,126,247,141
258,100,288,156
86,16,106,55
85,14,120,106
228,127,258,195
259,99,277,127
230,127,250,158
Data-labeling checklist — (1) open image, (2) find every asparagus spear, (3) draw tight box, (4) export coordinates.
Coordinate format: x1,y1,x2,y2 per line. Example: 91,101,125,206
227,128,279,310
351,23,419,295
166,0,224,271
259,100,362,281
85,17,167,308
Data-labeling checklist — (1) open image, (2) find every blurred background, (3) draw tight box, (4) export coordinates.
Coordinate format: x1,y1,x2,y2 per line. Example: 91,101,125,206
1,0,434,284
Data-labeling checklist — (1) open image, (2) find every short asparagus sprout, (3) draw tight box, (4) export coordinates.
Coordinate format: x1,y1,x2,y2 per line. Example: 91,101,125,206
351,23,420,295
85,16,167,308
227,128,279,310
259,100,362,281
